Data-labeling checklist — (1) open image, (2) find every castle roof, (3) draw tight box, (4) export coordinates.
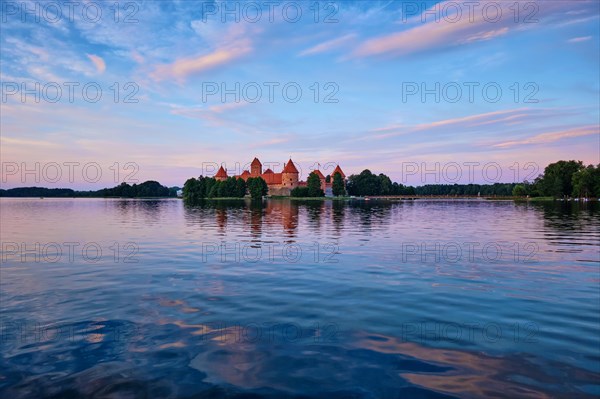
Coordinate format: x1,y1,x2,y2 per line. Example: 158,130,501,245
251,157,262,166
282,159,299,174
263,168,273,174
312,169,325,180
215,166,228,178
332,165,346,178
241,170,250,177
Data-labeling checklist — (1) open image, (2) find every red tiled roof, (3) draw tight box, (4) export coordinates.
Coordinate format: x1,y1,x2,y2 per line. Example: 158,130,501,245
282,159,299,174
241,170,250,176
251,157,262,166
263,168,273,174
215,166,228,178
312,169,325,180
332,165,346,178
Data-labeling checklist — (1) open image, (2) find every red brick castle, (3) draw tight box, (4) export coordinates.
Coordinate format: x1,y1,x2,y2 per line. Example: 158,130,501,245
214,158,345,196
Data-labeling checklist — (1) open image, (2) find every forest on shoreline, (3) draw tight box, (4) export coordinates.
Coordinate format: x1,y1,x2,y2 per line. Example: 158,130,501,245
2,160,598,199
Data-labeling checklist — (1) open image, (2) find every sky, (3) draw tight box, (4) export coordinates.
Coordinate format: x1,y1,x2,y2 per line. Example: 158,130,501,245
1,0,599,189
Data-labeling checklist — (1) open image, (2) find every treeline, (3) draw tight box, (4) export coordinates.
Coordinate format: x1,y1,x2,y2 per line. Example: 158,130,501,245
346,170,517,197
0,187,83,197
346,170,416,196
0,181,178,198
513,161,600,198
182,176,268,202
415,183,516,196
346,161,600,198
99,181,177,197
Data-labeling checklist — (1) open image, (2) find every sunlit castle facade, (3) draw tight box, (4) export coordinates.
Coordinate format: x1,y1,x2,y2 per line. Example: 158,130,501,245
214,158,346,196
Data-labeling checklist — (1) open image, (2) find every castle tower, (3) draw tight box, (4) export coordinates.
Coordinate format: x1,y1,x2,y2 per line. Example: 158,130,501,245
281,159,299,188
251,157,262,177
332,165,346,180
313,169,326,191
215,166,228,181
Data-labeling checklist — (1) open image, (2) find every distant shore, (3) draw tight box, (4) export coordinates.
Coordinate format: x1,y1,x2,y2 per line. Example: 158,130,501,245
3,196,596,202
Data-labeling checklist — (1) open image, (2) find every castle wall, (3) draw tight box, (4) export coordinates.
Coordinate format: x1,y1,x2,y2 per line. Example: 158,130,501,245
268,186,292,196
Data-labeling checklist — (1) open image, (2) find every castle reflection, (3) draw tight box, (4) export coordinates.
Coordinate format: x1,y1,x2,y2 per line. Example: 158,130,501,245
183,199,396,246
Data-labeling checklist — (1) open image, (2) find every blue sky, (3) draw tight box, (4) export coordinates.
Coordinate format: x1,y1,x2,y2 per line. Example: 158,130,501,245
1,0,599,188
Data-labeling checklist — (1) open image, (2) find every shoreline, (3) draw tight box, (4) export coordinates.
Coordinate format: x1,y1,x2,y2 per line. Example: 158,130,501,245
2,196,596,202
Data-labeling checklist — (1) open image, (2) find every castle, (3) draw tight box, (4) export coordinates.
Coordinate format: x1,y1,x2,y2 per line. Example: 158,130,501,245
214,158,346,196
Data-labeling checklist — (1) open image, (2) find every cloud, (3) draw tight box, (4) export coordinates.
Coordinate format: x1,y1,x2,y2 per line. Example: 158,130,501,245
351,0,576,58
492,125,599,148
362,109,533,140
299,33,357,56
151,45,251,82
0,136,60,148
567,36,592,43
86,54,106,74
150,24,255,83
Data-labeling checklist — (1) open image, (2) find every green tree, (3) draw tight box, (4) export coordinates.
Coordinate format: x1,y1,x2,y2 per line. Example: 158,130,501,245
572,164,600,198
247,177,268,199
512,184,527,197
307,172,325,197
235,178,247,197
332,172,345,196
378,173,392,195
346,169,381,196
204,177,216,198
219,177,238,197
208,181,221,198
290,186,310,197
183,177,199,202
537,160,583,197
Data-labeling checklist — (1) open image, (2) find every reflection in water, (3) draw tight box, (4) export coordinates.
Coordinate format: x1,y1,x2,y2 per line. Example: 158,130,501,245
1,198,599,398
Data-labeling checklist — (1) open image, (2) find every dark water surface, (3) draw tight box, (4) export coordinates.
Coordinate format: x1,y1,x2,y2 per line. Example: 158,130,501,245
1,198,599,398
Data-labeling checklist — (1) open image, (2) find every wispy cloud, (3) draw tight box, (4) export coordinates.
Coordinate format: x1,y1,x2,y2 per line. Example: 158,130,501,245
150,24,255,83
151,44,252,83
86,54,106,74
362,109,535,140
567,36,592,43
492,125,599,148
352,1,578,58
299,33,357,56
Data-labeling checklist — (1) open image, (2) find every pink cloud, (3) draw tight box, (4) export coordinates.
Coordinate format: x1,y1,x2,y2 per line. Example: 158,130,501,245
567,36,592,43
299,33,357,56
151,44,252,83
492,125,599,148
86,54,106,74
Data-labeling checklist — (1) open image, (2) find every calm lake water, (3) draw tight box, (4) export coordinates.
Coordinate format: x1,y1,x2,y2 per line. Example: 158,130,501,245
1,198,599,398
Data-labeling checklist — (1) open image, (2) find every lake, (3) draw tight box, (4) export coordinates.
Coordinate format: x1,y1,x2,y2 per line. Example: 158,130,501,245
1,198,598,398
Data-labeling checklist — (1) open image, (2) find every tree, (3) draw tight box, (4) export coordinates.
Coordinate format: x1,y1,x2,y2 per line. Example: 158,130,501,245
204,177,216,198
219,177,238,197
247,177,268,199
537,160,583,197
378,174,392,195
235,178,247,197
208,181,221,198
512,184,527,197
307,172,324,197
183,177,199,202
347,170,382,196
572,164,600,198
291,186,310,197
332,172,345,196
